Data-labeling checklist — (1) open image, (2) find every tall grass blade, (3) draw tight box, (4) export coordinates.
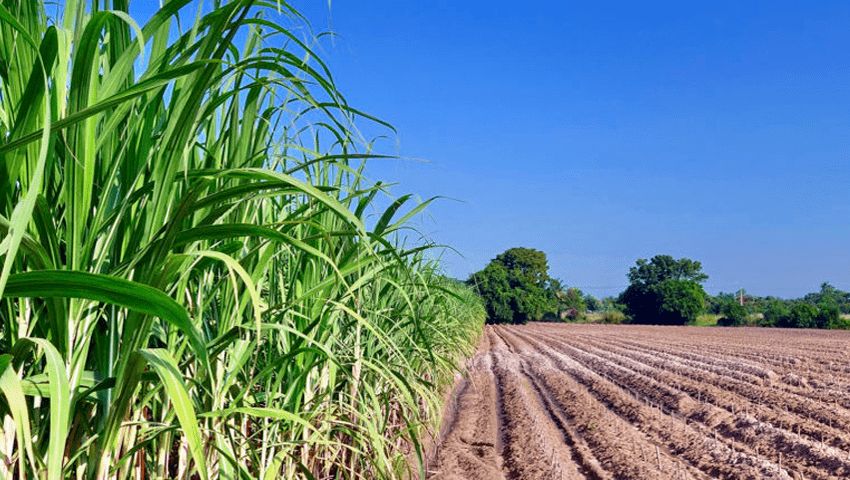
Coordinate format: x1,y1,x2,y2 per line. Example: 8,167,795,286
10,338,70,480
139,349,208,480
0,354,37,477
3,271,208,370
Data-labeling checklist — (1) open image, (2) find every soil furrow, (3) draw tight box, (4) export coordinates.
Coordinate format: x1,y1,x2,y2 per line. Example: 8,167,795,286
431,324,850,480
528,331,850,479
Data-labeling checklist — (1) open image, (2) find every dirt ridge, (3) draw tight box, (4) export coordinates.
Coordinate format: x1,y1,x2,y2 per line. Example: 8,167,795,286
429,324,850,480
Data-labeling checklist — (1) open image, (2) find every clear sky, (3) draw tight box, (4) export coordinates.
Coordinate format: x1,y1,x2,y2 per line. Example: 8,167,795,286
136,1,850,299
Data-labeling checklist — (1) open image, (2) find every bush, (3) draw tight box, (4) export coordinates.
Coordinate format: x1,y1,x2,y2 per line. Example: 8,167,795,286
601,310,626,324
717,315,741,327
717,299,748,326
761,299,790,327
817,302,841,329
558,287,587,316
621,279,705,325
618,256,708,325
829,315,850,330
561,307,587,322
693,314,721,326
781,303,819,328
584,294,602,312
467,248,557,324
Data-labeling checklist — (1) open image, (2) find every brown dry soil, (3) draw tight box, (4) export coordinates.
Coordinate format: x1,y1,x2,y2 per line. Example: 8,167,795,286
428,324,850,480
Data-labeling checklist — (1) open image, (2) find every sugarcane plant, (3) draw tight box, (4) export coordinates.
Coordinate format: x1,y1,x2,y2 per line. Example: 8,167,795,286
0,0,486,478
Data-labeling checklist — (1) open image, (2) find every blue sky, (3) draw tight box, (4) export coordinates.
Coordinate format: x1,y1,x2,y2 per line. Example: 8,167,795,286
136,1,850,299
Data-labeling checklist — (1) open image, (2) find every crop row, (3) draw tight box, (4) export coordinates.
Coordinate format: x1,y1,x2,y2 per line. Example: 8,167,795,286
434,324,850,480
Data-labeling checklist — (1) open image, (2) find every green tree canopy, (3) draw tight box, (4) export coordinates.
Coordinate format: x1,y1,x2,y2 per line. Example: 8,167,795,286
557,287,587,320
781,303,819,329
494,247,552,288
627,255,709,286
619,255,708,325
584,293,601,312
803,282,850,314
467,247,556,324
468,262,515,322
759,298,785,327
716,296,749,327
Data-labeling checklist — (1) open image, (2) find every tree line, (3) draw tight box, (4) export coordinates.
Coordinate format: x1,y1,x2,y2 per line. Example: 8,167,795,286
709,282,850,328
467,248,849,329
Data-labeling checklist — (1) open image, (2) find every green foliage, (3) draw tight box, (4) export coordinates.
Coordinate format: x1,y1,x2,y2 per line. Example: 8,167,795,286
601,296,626,312
829,315,850,330
786,303,819,328
627,255,708,286
716,297,749,327
804,282,850,314
693,313,722,326
0,1,485,478
558,287,587,321
467,247,556,324
737,283,850,329
760,298,790,327
584,294,601,312
592,297,625,324
619,255,708,325
600,309,626,324
816,300,841,329
468,262,515,322
494,247,552,288
653,279,707,325
755,294,846,330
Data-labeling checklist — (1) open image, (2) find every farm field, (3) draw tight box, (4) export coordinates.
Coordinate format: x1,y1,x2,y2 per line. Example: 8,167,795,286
430,324,850,480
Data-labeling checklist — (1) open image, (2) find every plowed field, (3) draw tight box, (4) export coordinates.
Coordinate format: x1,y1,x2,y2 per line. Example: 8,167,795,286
429,324,850,480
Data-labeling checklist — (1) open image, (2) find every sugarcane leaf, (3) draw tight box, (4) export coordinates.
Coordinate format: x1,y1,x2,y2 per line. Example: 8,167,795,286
10,338,70,480
139,349,208,480
2,270,208,371
0,354,38,474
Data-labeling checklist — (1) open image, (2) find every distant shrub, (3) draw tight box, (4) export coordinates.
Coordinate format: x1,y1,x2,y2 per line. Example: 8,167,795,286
584,294,602,312
717,300,748,326
691,314,721,326
818,302,841,329
761,299,789,327
601,310,626,324
768,301,845,329
562,307,587,322
621,279,706,325
829,315,850,330
779,303,818,328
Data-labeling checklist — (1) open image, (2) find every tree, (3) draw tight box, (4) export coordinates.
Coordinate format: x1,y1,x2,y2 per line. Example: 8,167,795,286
717,297,748,326
654,280,707,325
558,287,587,321
584,294,601,312
804,282,850,314
619,255,708,325
494,248,552,288
627,255,708,286
467,247,556,324
761,292,846,329
467,263,514,323
786,303,818,329
816,299,840,329
761,298,790,327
